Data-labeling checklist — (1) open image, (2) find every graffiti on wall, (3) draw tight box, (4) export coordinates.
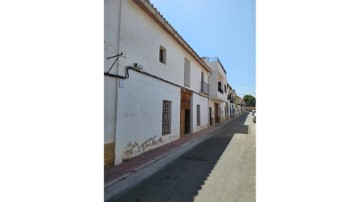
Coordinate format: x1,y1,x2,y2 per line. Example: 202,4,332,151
123,135,170,159
141,136,163,151
123,141,140,157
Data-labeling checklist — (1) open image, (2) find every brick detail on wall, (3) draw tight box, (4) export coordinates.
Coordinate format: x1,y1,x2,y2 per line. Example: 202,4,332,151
104,142,115,169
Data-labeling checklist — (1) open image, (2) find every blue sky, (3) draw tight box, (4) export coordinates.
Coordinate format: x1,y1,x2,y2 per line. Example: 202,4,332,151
150,0,256,97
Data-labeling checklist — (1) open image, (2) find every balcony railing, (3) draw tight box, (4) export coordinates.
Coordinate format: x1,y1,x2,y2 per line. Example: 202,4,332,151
200,81,209,95
227,94,235,103
202,57,227,75
218,87,223,94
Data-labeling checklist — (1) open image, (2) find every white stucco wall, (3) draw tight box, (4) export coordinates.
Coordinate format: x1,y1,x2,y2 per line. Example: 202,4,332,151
117,0,209,92
218,89,228,102
208,100,227,123
208,63,218,99
206,61,228,102
208,100,215,124
207,59,228,122
189,60,209,93
220,102,227,122
217,64,227,81
115,71,181,164
104,0,122,144
105,0,212,165
191,94,209,133
104,0,121,68
234,104,240,116
104,77,118,144
230,103,236,116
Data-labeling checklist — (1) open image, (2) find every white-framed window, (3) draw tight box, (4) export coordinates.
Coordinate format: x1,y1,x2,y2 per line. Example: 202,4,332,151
159,46,166,64
162,100,171,135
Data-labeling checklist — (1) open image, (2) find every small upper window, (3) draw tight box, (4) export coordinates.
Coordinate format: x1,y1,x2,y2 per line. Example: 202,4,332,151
159,46,166,64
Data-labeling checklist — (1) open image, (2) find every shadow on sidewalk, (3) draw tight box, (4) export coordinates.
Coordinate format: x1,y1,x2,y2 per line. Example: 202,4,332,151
108,113,249,201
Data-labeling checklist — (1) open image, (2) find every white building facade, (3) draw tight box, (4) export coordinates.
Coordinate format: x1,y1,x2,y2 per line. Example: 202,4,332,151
236,96,246,114
227,84,238,118
203,57,229,125
104,0,211,167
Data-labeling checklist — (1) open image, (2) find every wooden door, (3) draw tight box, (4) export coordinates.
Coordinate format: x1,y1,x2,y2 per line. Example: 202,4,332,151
180,88,192,136
214,103,219,123
185,109,190,134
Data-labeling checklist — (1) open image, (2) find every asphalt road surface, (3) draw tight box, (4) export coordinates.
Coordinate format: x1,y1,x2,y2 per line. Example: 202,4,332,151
108,113,256,202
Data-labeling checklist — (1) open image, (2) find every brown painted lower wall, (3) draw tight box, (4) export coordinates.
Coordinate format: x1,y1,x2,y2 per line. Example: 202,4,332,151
104,142,115,168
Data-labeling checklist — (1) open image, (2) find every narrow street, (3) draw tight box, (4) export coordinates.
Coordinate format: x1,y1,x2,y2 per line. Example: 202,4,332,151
107,113,256,202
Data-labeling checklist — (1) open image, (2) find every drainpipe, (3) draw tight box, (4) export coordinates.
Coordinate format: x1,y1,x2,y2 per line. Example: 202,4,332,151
113,0,122,165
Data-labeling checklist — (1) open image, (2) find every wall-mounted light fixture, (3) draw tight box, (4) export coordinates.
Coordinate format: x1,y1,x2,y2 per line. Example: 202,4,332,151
133,63,144,71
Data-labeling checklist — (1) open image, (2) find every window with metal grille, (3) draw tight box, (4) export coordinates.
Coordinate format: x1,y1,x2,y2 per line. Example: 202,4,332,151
162,100,171,135
197,104,200,126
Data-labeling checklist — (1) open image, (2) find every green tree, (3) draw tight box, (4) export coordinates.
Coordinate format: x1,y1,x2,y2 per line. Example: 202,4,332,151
243,95,256,107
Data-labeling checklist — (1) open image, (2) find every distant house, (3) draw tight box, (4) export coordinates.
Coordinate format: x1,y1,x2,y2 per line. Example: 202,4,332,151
203,57,229,125
104,0,212,167
227,84,237,118
238,96,246,114
235,95,243,116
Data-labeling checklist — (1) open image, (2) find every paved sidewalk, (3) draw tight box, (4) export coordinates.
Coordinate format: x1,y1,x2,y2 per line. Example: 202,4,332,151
104,113,247,188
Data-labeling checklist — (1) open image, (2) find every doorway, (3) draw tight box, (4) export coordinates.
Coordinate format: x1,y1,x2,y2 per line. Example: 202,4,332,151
185,109,190,134
214,103,220,123
209,107,212,125
180,88,192,136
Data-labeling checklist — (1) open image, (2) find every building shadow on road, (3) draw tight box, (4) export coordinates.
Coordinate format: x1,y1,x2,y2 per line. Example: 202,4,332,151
108,113,249,202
